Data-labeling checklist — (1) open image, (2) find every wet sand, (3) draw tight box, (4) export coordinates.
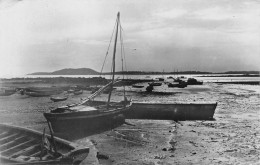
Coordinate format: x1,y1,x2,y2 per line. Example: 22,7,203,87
0,82,259,164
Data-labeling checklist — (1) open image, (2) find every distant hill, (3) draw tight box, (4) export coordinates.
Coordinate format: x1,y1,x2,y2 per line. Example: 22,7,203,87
29,68,99,75
28,68,259,75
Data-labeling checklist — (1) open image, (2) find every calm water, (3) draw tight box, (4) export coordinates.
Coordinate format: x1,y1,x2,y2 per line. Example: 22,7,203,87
1,74,259,83
23,74,260,83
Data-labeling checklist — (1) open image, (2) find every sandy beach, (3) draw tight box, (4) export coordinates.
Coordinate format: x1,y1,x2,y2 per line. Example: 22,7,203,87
0,80,259,164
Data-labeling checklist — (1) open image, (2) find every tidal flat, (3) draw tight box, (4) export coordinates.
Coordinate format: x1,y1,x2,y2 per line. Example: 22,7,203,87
0,79,259,164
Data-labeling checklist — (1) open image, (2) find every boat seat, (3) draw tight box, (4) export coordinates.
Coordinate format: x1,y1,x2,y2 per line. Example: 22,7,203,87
10,144,40,158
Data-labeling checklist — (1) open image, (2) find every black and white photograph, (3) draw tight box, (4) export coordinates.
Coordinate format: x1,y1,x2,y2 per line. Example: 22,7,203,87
0,0,259,164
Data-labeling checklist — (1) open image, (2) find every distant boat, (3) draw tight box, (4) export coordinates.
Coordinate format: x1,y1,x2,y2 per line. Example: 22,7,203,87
168,81,187,88
67,89,74,93
50,96,68,102
155,78,164,81
44,12,132,136
73,90,83,95
168,83,179,88
0,89,16,96
24,87,62,94
132,85,144,88
23,87,63,97
148,82,162,86
187,78,203,85
0,124,89,165
25,91,52,97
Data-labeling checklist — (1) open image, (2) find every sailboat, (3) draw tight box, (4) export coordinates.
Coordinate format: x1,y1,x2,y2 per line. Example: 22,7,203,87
44,12,132,138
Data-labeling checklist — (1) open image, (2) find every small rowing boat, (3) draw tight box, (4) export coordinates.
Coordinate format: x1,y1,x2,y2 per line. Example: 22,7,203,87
50,96,68,102
125,102,217,120
132,85,144,88
73,90,83,95
0,124,89,164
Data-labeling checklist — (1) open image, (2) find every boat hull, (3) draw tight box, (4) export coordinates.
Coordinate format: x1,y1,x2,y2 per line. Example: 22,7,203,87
125,102,217,120
0,124,89,165
44,105,131,139
50,97,68,102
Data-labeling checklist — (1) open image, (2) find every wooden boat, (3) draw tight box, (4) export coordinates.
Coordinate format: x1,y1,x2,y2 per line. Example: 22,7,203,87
0,124,89,164
132,85,144,88
168,83,179,88
44,12,132,137
148,82,162,86
125,102,217,121
25,91,52,97
187,78,203,85
24,87,63,94
50,96,68,102
73,90,83,95
67,89,74,93
0,89,16,96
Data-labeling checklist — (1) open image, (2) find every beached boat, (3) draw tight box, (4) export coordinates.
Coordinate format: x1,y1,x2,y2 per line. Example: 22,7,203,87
0,89,16,96
25,91,52,97
168,82,187,88
148,82,162,86
44,12,132,136
0,124,89,164
132,85,144,88
125,102,217,120
168,83,179,88
50,96,68,102
187,78,203,85
22,87,63,97
73,90,83,95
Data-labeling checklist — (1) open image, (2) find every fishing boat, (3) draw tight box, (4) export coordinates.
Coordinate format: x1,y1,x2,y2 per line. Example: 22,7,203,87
44,12,132,137
50,96,68,102
0,124,89,164
126,102,217,120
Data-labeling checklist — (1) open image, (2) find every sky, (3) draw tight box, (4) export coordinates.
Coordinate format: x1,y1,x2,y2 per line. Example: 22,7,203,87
0,0,259,77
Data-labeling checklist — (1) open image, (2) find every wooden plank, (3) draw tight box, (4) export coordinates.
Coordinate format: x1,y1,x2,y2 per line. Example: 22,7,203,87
0,136,26,148
0,139,35,154
0,133,19,142
10,144,40,158
28,150,41,157
0,131,8,137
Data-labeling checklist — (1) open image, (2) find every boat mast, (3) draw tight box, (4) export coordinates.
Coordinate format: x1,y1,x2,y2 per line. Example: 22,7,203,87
107,12,120,106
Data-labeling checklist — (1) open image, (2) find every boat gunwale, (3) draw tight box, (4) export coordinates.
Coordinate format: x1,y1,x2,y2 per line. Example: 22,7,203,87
44,104,132,120
0,124,84,152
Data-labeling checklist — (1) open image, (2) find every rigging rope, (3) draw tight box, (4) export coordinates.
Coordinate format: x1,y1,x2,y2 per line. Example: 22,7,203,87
100,19,118,77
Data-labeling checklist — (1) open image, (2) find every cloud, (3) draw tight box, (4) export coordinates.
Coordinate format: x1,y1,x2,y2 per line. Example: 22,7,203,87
0,0,259,77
